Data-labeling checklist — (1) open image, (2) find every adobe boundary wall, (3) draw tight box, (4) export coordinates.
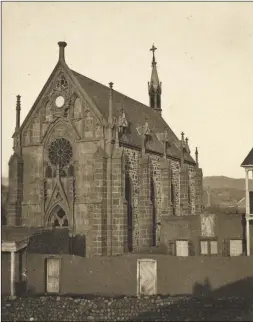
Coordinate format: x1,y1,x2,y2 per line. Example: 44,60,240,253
23,254,253,297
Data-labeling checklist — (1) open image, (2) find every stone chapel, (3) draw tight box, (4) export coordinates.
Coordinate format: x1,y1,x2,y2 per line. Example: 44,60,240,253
6,42,204,257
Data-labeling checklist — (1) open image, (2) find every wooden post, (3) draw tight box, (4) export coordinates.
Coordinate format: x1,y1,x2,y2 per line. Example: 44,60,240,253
245,169,250,256
10,251,15,298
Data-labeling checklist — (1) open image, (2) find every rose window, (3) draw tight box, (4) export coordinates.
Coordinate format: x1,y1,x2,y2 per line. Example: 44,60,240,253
48,138,72,167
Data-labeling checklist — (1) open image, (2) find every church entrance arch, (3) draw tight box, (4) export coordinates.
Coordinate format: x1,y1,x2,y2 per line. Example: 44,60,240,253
125,174,133,252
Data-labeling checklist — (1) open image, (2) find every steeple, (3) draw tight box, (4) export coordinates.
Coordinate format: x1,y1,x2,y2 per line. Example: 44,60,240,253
148,44,162,115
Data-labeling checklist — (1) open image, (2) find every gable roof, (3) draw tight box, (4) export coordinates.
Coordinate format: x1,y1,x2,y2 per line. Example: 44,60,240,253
241,147,253,167
72,70,195,164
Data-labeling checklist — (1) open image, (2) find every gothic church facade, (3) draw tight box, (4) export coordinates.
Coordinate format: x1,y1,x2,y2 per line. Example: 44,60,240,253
7,42,203,257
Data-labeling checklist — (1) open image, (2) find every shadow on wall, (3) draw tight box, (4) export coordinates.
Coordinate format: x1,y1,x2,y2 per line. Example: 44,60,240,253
70,235,86,257
27,230,86,257
135,277,253,321
1,205,6,225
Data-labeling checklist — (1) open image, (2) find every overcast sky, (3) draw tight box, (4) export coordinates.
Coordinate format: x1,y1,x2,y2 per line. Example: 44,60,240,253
2,2,253,178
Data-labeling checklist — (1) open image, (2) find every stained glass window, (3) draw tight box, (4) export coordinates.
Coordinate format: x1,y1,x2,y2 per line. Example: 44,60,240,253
48,138,72,167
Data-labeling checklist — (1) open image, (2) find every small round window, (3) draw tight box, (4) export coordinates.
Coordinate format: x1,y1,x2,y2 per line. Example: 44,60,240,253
55,96,65,108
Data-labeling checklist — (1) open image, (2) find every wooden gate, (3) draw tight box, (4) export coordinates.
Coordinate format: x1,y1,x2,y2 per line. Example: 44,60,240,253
137,259,157,296
46,258,60,293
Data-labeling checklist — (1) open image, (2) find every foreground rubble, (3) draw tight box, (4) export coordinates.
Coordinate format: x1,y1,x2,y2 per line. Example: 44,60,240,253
1,295,253,321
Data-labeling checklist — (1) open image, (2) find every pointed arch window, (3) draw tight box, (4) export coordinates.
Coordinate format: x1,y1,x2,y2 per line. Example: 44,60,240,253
56,73,68,91
60,168,67,177
73,97,82,119
151,179,156,246
125,174,133,252
68,164,74,177
157,95,161,109
52,207,68,228
150,96,155,108
171,178,175,216
54,219,60,227
45,102,52,122
45,166,52,178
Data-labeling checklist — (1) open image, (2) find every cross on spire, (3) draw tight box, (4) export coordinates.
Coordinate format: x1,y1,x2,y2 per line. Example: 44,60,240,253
150,44,157,65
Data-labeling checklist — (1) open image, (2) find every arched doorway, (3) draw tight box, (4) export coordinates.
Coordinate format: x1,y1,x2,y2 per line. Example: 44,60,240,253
50,205,69,228
151,179,156,246
125,174,133,252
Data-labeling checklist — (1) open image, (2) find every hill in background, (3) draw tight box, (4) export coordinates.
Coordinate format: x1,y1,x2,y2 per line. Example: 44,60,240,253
203,176,253,213
1,176,251,219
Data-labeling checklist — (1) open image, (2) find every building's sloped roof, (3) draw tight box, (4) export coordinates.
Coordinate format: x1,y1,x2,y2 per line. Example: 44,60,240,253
72,70,195,164
241,147,253,167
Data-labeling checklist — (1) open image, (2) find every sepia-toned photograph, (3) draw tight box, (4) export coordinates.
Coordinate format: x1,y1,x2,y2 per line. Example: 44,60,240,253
1,1,253,321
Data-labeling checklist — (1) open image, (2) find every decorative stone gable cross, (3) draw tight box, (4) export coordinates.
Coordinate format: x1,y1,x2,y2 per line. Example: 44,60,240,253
150,44,157,66
185,137,191,154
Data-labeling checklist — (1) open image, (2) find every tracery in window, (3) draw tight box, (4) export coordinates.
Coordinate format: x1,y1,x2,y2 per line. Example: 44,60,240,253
56,73,68,91
60,168,67,177
52,207,68,228
48,138,72,168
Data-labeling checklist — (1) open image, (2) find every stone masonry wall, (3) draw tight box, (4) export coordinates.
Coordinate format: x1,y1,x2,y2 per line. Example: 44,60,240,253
171,160,181,216
111,148,127,255
138,155,153,248
188,165,196,216
195,168,204,215
180,165,190,216
124,148,140,250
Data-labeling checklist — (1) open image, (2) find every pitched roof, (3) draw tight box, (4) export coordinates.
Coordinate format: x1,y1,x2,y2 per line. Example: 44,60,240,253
72,70,195,164
241,147,253,167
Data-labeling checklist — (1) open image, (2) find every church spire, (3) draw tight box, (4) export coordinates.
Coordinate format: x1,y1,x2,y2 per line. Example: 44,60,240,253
148,44,162,115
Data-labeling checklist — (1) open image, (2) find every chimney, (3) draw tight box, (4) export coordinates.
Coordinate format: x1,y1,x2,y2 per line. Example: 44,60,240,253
58,41,67,62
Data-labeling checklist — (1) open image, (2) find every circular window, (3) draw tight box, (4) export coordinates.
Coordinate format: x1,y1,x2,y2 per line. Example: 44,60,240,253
48,138,72,167
55,96,65,108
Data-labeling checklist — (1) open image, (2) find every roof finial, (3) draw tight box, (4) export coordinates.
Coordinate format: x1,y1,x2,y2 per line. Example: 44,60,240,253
58,41,67,62
195,147,199,167
108,82,114,126
150,44,157,66
181,132,185,141
15,95,21,132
